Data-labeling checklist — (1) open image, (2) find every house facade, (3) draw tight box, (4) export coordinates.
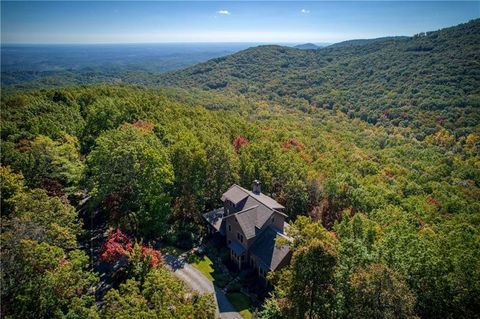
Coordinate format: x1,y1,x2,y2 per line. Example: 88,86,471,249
203,180,292,279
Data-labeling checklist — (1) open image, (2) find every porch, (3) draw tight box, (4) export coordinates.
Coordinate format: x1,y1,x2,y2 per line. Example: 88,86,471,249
228,241,247,270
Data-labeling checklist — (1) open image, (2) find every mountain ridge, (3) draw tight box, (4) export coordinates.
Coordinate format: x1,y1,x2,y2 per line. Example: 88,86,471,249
158,19,480,138
294,43,321,49
328,36,409,48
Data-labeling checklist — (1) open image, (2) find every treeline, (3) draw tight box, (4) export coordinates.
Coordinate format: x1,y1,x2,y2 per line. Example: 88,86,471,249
1,85,479,318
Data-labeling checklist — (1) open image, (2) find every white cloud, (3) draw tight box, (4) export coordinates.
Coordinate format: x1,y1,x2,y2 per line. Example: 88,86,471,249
301,9,310,14
217,10,231,16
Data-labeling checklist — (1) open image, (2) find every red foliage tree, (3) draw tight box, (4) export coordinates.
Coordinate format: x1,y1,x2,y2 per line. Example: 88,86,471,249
427,196,440,207
100,228,163,268
140,246,163,268
100,228,133,263
282,138,305,150
233,135,249,153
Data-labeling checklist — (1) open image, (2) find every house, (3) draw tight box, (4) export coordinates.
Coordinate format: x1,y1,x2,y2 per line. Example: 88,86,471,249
203,180,292,279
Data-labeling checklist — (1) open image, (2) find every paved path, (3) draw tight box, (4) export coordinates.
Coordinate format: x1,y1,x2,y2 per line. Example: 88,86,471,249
164,254,242,319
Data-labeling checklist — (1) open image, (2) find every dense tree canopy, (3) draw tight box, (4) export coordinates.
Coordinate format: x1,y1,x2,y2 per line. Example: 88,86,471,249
100,267,215,319
86,124,174,237
349,263,417,319
1,186,97,319
159,19,480,139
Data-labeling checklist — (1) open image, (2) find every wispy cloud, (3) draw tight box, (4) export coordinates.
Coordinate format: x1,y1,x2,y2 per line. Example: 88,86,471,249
217,10,230,16
301,9,310,14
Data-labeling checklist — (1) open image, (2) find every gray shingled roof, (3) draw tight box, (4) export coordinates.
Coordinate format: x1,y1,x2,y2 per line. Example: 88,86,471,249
234,206,261,239
229,202,282,240
250,227,291,271
203,208,225,233
211,183,288,242
221,184,285,210
255,204,277,228
221,185,249,204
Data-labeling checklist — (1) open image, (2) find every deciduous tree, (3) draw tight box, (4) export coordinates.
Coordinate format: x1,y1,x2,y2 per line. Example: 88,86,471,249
86,125,173,237
349,263,417,319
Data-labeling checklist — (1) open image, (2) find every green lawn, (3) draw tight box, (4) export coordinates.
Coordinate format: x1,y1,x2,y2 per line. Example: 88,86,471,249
191,255,215,280
191,254,252,318
191,255,231,288
226,292,253,319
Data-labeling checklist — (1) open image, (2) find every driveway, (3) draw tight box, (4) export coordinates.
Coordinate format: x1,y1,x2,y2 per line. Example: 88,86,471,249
164,254,242,319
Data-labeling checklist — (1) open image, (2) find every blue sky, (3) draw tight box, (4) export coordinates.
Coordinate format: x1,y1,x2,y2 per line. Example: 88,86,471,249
2,1,479,44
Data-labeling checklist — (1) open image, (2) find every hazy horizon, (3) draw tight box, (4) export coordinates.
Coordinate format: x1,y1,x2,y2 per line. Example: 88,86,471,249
2,1,478,44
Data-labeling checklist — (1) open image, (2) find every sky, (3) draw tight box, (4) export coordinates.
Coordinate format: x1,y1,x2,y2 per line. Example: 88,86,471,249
1,1,479,44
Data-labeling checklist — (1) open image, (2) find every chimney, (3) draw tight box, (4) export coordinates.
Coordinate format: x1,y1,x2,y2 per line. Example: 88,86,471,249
252,180,261,194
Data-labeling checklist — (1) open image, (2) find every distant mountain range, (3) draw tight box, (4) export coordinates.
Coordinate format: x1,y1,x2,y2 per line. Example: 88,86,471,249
0,43,255,73
293,43,323,50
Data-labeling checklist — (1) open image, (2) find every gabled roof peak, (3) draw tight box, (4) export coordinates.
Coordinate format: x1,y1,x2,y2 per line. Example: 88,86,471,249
222,183,285,210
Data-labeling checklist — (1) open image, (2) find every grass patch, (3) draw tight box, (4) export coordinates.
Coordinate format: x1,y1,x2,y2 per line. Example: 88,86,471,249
226,292,252,319
191,255,231,288
191,255,215,281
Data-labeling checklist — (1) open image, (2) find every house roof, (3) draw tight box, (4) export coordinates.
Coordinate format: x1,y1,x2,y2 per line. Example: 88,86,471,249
221,185,248,204
221,183,288,239
227,203,287,240
250,227,292,271
203,208,225,232
234,206,257,239
221,184,285,210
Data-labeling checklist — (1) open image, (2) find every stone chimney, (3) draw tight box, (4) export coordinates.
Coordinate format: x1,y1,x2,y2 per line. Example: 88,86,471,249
252,180,261,194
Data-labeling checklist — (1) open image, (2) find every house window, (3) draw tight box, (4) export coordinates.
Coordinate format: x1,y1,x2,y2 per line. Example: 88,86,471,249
228,240,231,245
272,217,275,223
238,233,243,243
228,225,231,232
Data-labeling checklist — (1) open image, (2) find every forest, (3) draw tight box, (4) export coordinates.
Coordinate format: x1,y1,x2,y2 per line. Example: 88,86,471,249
159,19,480,139
1,20,479,319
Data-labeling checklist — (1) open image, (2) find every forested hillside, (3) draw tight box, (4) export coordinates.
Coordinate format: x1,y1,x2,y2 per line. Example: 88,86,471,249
1,19,479,319
1,84,479,318
159,19,480,138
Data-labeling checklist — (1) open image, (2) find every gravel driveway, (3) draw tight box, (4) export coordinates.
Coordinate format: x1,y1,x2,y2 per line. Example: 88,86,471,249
164,254,242,319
